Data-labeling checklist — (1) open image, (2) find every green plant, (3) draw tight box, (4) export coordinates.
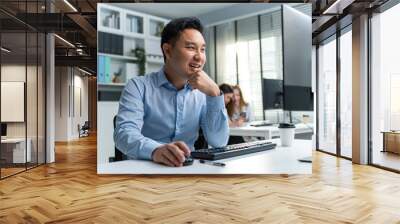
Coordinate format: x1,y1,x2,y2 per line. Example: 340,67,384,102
133,48,146,76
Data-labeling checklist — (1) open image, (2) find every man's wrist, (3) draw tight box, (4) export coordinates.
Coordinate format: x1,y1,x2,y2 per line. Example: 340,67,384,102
207,87,221,97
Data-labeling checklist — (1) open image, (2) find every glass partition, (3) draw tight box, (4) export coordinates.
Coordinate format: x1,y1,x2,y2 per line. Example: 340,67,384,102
339,27,352,158
1,31,28,177
237,16,262,121
215,22,237,85
318,35,337,155
371,3,400,171
261,10,283,122
0,1,46,179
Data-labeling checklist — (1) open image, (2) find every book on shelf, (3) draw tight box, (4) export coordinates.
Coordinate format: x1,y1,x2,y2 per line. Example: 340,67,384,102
128,17,138,33
99,32,123,55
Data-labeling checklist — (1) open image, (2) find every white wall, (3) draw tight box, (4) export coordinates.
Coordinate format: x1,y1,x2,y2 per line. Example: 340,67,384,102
1,65,40,137
54,67,89,141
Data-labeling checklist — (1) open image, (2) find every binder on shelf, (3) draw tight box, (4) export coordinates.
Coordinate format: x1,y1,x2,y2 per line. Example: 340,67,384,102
98,55,105,83
131,17,138,33
104,56,111,83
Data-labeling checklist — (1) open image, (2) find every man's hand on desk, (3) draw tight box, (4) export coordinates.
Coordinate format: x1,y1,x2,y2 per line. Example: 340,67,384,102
152,141,191,167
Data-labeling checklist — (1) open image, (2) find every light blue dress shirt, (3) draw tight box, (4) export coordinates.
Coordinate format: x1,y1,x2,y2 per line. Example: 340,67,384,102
114,68,229,160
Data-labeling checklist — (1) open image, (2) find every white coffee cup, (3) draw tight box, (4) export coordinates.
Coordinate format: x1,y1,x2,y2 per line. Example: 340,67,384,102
278,123,295,147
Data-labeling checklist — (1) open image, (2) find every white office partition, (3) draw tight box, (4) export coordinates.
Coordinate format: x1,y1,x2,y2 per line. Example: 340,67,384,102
1,82,25,122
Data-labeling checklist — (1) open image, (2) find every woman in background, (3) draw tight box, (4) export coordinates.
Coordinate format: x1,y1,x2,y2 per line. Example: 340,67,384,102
218,83,234,106
228,85,253,127
226,85,254,144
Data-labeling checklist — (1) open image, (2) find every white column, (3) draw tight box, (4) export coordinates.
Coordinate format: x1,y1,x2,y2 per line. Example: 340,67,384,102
352,14,369,164
46,33,55,163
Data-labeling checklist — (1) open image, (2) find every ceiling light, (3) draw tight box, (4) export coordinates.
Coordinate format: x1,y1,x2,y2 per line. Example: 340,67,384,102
63,0,78,12
54,34,75,48
323,0,354,15
78,67,92,76
1,47,11,53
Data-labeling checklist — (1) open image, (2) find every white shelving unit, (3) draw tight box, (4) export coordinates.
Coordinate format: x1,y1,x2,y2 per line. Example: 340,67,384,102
97,4,169,91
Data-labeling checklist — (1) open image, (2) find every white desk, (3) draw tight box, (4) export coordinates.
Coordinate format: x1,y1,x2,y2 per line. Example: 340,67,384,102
229,123,313,139
98,139,312,175
1,138,31,163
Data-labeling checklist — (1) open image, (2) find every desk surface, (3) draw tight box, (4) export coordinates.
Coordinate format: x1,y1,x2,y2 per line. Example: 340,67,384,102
1,138,27,143
229,122,313,138
98,139,312,175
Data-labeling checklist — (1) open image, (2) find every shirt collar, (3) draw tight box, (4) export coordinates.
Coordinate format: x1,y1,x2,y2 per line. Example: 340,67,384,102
156,68,193,91
155,68,170,88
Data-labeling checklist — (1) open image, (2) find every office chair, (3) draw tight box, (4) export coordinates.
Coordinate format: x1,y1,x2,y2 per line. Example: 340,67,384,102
78,121,90,138
194,128,208,150
112,116,127,162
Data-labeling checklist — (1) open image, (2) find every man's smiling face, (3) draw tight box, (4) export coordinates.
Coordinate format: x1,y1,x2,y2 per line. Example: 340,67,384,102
164,28,206,80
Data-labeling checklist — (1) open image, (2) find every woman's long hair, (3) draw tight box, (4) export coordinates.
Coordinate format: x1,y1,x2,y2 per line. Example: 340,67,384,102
219,83,235,118
233,85,248,111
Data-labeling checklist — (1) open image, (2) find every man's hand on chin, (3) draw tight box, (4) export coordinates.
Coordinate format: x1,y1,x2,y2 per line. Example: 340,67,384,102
187,70,220,97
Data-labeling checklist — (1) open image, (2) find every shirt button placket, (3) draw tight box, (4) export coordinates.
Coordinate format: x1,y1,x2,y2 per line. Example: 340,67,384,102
176,92,181,135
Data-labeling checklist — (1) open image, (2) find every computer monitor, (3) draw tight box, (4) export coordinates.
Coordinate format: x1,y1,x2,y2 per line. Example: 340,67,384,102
283,85,314,111
262,79,283,110
1,123,7,137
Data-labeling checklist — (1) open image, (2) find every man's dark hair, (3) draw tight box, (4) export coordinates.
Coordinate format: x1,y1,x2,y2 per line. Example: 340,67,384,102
219,83,234,94
161,17,204,62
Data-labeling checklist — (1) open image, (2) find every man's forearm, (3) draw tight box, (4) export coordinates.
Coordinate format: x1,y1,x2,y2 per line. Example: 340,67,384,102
201,95,229,147
114,129,162,160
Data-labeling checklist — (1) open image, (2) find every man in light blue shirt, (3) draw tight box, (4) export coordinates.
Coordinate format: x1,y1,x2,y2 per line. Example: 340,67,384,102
114,17,229,167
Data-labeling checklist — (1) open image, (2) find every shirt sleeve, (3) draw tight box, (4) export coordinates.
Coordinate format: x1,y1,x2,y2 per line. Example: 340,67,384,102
113,79,163,160
200,93,229,147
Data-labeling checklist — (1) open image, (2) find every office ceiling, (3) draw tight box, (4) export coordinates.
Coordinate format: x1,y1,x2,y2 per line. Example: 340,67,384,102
311,0,391,43
112,3,237,19
0,0,394,75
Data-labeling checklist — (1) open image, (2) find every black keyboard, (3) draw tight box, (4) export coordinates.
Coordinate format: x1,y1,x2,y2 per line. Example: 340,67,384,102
191,140,277,160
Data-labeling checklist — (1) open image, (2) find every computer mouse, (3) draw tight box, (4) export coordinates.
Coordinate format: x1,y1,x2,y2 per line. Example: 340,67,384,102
182,156,194,166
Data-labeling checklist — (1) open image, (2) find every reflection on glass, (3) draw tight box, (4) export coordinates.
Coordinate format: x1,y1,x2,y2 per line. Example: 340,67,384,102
318,37,337,154
237,16,263,120
260,10,282,80
260,10,283,120
216,22,237,85
371,4,400,171
203,27,215,81
340,28,352,158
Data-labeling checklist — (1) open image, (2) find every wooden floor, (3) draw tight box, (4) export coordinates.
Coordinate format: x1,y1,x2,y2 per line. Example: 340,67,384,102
1,135,400,223
373,150,400,171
